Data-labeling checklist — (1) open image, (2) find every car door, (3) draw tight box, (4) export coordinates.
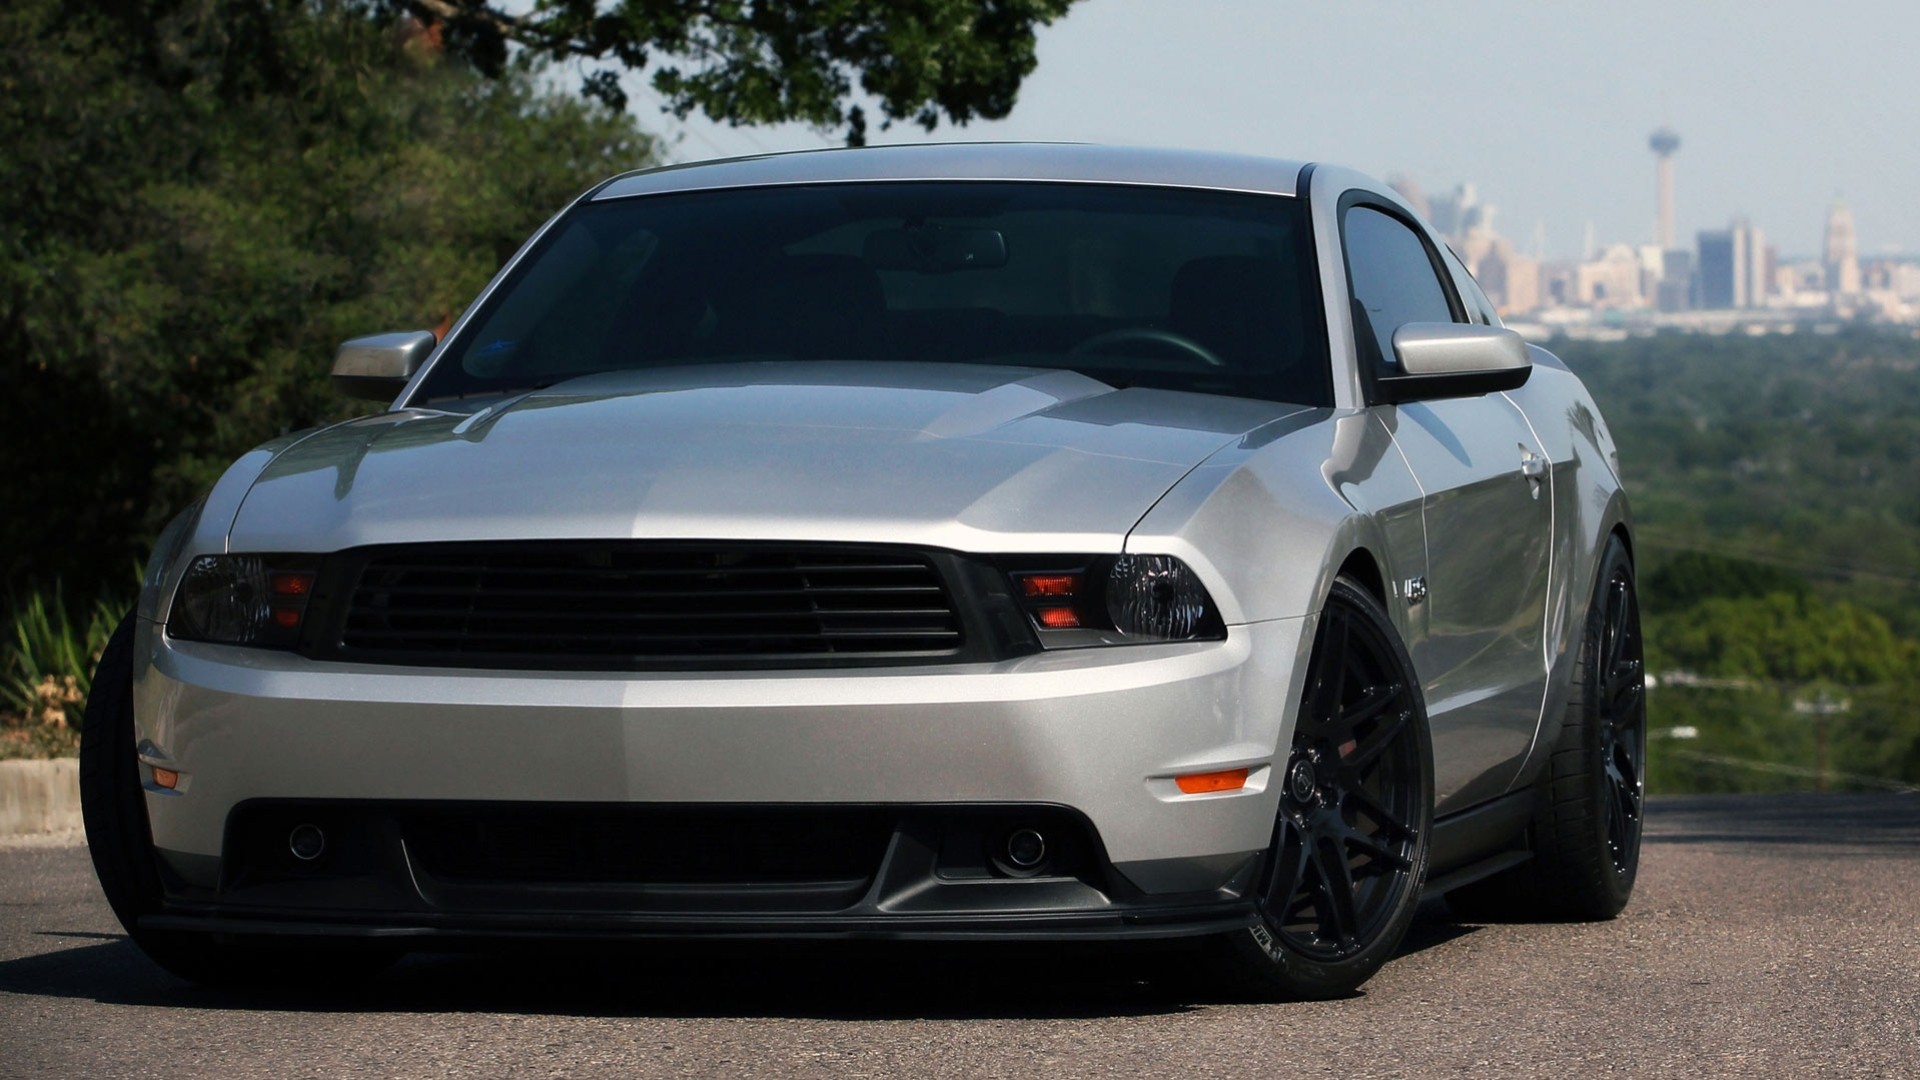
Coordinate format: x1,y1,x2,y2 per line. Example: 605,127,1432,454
1341,201,1553,812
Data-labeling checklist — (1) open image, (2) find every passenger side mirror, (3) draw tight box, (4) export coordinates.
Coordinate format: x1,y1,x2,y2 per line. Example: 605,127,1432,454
1374,323,1531,404
331,331,437,402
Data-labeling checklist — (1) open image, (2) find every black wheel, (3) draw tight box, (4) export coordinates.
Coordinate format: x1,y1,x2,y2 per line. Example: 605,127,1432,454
1215,577,1434,999
80,613,395,990
1446,535,1645,921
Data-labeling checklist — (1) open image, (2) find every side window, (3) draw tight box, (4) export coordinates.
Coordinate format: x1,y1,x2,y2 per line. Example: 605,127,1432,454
1441,243,1502,326
1342,206,1457,377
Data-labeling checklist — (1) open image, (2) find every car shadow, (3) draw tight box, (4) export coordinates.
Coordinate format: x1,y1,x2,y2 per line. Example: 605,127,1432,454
3,906,1479,1018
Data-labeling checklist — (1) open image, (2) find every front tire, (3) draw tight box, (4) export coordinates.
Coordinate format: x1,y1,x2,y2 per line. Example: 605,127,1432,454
80,614,395,990
1215,577,1434,999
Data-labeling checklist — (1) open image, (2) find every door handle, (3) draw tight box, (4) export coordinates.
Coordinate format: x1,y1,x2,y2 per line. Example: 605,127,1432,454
1519,446,1546,500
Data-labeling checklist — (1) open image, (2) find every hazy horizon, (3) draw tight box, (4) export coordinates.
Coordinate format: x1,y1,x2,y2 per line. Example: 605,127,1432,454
618,0,1918,262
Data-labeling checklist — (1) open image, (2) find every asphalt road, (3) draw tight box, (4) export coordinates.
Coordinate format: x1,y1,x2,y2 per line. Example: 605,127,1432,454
3,795,1917,1079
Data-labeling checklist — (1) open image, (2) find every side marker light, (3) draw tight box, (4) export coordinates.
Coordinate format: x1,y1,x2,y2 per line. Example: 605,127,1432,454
152,767,180,790
1175,768,1250,795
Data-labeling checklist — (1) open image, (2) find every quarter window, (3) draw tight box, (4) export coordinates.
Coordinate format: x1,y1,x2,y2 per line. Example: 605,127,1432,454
1342,206,1457,377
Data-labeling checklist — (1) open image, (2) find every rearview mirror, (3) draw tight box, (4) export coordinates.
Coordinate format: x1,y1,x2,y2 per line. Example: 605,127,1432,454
1374,323,1531,404
331,331,436,402
863,224,1008,273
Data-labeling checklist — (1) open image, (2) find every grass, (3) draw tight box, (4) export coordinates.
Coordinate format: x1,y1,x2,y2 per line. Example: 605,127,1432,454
0,586,125,760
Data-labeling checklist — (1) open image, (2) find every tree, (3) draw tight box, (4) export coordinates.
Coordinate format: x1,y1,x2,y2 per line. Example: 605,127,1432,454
1652,592,1917,686
1644,551,1809,614
397,0,1082,145
1,0,658,599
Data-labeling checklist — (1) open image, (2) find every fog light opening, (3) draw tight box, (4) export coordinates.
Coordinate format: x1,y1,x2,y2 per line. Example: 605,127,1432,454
288,823,327,862
1005,827,1048,870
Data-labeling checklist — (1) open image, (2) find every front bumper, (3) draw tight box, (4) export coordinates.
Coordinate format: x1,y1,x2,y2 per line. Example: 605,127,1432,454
130,616,1308,937
142,799,1262,943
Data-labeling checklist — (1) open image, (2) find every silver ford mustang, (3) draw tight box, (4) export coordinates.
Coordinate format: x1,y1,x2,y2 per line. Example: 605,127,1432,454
82,144,1644,999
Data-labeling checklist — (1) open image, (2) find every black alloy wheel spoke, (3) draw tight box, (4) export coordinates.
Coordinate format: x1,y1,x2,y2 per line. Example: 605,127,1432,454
1271,828,1312,913
1606,778,1631,854
1602,581,1630,672
1303,612,1351,722
1608,665,1644,719
1341,781,1416,842
1337,705,1411,779
1265,593,1425,962
1343,829,1413,874
1610,748,1642,818
1593,568,1645,874
1325,680,1402,733
1309,840,1359,946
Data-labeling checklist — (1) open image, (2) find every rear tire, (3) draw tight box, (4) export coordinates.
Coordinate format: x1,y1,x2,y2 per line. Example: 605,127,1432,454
1446,535,1645,921
1211,577,1434,999
80,614,395,990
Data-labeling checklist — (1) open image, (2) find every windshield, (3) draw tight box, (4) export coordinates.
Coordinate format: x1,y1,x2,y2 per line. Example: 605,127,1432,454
417,182,1330,405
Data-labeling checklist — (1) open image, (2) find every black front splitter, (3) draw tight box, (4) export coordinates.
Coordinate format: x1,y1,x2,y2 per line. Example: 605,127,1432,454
140,903,1260,945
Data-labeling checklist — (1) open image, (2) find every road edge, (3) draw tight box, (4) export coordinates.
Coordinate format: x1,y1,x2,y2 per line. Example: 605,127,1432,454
0,758,83,840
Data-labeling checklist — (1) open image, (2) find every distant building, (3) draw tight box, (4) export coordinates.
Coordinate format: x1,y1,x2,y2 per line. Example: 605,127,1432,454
1739,220,1768,307
1695,219,1767,309
1572,245,1644,308
1477,238,1541,315
1824,201,1862,295
1649,127,1681,252
1863,259,1920,299
1657,250,1694,312
1697,230,1739,309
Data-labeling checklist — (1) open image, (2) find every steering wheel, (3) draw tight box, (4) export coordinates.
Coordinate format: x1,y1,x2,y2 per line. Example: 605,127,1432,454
1068,326,1228,368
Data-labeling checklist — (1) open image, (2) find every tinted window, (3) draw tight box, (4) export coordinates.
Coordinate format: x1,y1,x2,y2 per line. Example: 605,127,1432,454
1443,244,1502,326
417,183,1331,406
1342,206,1456,376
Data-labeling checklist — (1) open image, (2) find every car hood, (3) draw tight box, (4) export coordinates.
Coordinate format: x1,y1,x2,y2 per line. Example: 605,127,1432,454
227,362,1306,553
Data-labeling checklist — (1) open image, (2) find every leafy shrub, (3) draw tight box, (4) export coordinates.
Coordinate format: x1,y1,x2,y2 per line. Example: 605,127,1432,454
0,588,124,759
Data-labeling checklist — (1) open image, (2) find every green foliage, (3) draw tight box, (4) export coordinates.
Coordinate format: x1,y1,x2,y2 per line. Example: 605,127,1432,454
1652,593,1917,686
0,587,124,760
1567,330,1920,792
403,0,1082,145
1,0,659,600
1643,551,1809,613
1562,330,1920,601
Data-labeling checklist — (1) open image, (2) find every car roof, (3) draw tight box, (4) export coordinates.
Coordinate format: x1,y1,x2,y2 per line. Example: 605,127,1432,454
591,143,1312,202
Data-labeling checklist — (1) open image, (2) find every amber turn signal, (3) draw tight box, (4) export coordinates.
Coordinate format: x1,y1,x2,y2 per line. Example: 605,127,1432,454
1174,768,1249,794
151,766,180,790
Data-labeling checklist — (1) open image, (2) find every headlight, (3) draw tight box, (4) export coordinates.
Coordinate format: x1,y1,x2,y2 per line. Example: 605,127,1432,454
168,555,318,648
1106,555,1211,639
999,554,1225,648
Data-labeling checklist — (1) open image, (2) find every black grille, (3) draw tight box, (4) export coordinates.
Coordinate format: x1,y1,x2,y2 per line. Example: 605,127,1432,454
321,543,965,668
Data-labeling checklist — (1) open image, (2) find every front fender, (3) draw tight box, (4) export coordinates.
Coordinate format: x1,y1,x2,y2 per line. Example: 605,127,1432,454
1124,409,1420,631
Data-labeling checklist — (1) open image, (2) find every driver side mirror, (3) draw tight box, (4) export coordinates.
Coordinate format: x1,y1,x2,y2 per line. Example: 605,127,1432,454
331,331,437,402
1373,323,1531,404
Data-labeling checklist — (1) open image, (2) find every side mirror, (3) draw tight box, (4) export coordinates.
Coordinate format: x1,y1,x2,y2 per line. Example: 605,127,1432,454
1374,323,1531,404
331,331,437,402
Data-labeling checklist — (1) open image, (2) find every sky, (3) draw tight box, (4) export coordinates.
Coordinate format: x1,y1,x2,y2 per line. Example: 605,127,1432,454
617,0,1920,262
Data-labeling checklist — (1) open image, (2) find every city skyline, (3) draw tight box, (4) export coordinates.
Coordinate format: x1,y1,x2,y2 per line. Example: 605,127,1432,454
630,0,1920,260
